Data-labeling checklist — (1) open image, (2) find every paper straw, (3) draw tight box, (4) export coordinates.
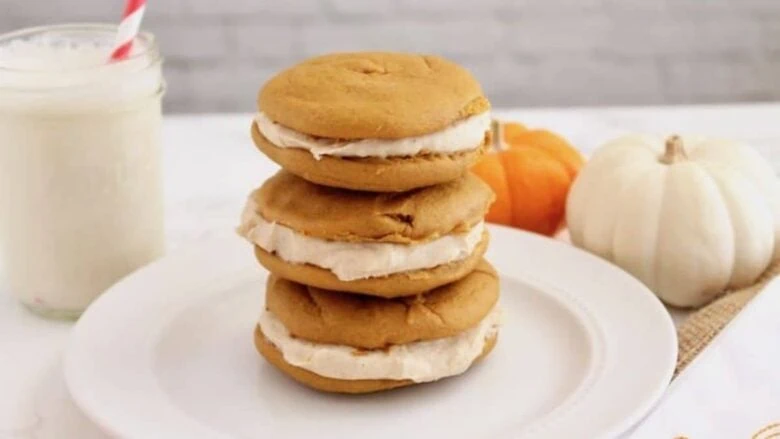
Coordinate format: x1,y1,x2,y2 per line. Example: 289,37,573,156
109,0,146,61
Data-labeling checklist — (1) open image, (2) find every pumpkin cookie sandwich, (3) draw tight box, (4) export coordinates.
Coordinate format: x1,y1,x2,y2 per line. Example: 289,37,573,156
237,170,494,297
252,52,491,192
255,262,501,393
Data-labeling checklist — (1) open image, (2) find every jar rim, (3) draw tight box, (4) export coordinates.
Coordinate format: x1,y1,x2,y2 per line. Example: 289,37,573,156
0,23,160,73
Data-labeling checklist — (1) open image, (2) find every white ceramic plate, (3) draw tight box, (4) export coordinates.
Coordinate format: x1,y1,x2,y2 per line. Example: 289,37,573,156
65,225,676,439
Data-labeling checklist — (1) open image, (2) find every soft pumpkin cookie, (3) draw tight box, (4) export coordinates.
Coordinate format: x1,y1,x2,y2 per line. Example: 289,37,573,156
237,171,494,297
254,265,501,394
247,170,493,243
253,52,491,191
253,241,487,298
254,327,498,394
251,126,489,193
265,261,499,349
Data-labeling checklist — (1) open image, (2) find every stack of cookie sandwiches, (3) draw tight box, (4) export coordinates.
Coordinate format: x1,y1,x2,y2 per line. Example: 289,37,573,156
238,52,502,394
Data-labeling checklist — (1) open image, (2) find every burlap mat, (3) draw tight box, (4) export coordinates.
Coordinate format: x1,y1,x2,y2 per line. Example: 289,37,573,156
675,259,780,376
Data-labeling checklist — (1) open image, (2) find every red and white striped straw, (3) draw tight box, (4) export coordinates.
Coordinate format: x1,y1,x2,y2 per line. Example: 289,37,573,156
109,0,146,62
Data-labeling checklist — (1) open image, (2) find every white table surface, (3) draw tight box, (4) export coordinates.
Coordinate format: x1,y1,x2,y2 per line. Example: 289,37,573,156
1,104,778,438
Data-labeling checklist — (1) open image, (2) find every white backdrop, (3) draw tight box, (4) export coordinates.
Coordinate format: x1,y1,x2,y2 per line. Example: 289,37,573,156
4,0,779,112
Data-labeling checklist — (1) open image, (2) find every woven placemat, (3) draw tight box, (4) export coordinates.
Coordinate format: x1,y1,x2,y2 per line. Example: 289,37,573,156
675,259,780,376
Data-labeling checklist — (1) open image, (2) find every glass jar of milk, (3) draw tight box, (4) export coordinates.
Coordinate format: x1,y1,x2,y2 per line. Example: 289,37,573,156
0,24,165,319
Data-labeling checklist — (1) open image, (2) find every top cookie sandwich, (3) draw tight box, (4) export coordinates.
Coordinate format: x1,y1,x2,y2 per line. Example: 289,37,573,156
252,52,491,192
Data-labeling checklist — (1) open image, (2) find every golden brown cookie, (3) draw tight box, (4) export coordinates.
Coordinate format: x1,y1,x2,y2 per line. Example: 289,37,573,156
253,233,489,297
258,52,490,140
251,125,488,192
246,170,494,243
254,326,498,394
265,260,498,349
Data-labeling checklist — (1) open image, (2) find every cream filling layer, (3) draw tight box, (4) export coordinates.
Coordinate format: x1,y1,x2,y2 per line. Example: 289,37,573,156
254,111,490,159
258,306,502,382
239,202,484,281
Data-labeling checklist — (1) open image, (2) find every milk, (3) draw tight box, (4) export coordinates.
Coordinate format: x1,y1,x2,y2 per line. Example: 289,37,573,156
0,25,165,318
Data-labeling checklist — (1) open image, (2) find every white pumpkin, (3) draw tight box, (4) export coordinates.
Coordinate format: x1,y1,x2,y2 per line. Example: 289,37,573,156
567,135,780,307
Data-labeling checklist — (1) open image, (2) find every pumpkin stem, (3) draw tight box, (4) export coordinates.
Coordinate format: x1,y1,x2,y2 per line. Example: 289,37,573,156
661,135,688,164
491,119,508,152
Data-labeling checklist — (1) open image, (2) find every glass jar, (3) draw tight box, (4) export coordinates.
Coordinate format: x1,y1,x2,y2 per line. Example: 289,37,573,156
0,24,166,319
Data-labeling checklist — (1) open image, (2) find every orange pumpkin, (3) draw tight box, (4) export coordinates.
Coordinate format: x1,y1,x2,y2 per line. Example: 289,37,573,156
471,121,584,236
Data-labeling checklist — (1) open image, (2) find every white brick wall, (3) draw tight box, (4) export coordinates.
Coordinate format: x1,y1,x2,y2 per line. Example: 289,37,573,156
3,0,780,112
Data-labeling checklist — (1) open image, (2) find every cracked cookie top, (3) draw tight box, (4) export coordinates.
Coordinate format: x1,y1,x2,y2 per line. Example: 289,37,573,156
263,260,499,349
258,52,490,140
246,170,494,244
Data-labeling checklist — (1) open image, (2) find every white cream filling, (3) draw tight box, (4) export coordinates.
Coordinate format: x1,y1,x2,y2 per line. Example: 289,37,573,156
239,201,484,281
254,111,490,159
258,306,502,382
